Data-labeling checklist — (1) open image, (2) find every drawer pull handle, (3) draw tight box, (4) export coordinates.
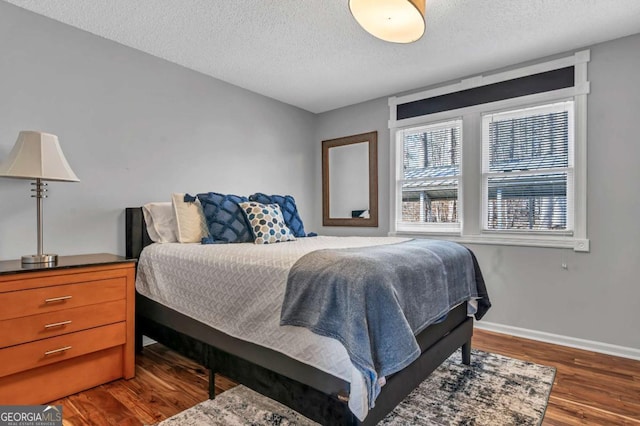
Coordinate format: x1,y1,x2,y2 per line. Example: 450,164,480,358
44,295,72,303
44,346,72,356
44,320,72,329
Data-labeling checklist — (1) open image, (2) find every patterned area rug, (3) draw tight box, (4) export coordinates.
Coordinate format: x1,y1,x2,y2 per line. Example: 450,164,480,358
158,349,555,426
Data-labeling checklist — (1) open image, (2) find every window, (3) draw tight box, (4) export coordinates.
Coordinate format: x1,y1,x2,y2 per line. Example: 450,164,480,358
397,120,461,232
482,102,574,233
389,51,590,251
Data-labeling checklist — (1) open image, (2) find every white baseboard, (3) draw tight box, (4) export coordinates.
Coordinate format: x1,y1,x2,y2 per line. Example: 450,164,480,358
475,321,640,361
142,336,157,347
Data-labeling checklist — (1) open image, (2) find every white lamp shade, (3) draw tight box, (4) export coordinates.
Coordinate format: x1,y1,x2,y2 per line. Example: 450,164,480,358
350,0,426,43
0,131,79,182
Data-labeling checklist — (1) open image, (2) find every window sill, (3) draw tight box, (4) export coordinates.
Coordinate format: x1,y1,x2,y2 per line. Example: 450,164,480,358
389,231,590,252
395,223,461,234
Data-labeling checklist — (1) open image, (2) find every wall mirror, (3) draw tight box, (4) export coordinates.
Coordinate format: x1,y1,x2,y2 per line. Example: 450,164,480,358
322,131,378,227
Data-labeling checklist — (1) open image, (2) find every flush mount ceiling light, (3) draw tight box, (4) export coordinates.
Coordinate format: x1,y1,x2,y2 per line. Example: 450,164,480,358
349,0,426,43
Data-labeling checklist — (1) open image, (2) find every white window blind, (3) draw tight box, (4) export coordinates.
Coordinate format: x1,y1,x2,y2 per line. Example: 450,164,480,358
482,101,574,232
398,119,462,231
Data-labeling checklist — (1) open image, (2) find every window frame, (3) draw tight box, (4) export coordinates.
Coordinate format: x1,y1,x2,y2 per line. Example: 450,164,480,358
481,100,575,234
396,118,463,234
388,50,590,251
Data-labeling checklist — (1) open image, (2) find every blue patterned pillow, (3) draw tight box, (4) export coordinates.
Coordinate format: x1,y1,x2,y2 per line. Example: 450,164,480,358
248,193,306,237
195,192,253,244
239,202,296,244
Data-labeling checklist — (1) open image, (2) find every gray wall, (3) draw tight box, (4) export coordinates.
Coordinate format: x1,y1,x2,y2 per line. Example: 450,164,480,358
315,33,640,350
0,2,317,260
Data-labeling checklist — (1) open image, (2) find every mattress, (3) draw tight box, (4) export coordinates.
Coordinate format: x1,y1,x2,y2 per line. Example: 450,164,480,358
135,235,409,420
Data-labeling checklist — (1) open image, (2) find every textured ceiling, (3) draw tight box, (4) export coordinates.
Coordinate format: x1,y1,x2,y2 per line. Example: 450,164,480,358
5,0,640,113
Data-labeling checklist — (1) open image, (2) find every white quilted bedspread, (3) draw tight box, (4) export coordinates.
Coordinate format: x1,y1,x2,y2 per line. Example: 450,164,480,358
136,236,408,420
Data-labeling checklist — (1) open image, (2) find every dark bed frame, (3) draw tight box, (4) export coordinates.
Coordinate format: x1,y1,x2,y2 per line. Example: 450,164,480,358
125,207,473,425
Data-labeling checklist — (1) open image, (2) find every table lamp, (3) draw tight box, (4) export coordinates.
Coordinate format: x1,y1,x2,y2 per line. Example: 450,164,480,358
0,131,80,265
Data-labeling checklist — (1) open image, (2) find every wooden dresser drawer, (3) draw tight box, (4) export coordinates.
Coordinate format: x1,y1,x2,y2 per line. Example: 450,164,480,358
0,300,126,348
0,277,126,321
0,322,126,378
0,346,124,405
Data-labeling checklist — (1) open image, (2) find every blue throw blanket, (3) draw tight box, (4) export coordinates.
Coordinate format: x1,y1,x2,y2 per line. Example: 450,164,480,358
280,239,483,408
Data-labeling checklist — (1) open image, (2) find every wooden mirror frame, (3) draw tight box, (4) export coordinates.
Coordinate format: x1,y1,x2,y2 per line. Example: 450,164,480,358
322,131,378,227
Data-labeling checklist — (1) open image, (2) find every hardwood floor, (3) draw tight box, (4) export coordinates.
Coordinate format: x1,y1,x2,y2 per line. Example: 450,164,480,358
52,329,640,425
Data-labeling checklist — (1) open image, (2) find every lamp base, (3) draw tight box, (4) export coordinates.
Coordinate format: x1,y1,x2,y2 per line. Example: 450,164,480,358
22,254,58,265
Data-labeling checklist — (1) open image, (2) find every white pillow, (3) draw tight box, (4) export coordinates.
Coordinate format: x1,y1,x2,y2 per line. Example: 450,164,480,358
172,193,209,243
142,202,177,243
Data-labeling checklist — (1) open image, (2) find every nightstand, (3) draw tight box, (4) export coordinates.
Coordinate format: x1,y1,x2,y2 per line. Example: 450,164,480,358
0,253,136,404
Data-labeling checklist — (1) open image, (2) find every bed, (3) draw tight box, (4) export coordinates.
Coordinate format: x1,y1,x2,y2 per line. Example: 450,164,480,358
125,207,490,425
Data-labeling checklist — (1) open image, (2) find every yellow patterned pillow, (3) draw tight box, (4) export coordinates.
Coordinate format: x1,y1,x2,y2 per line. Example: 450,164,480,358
238,202,296,245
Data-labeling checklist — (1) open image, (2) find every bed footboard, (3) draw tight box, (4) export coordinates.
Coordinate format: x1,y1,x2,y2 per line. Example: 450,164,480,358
136,293,472,426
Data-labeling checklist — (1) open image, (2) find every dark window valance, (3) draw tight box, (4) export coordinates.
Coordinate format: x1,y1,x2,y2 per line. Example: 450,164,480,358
397,66,575,120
